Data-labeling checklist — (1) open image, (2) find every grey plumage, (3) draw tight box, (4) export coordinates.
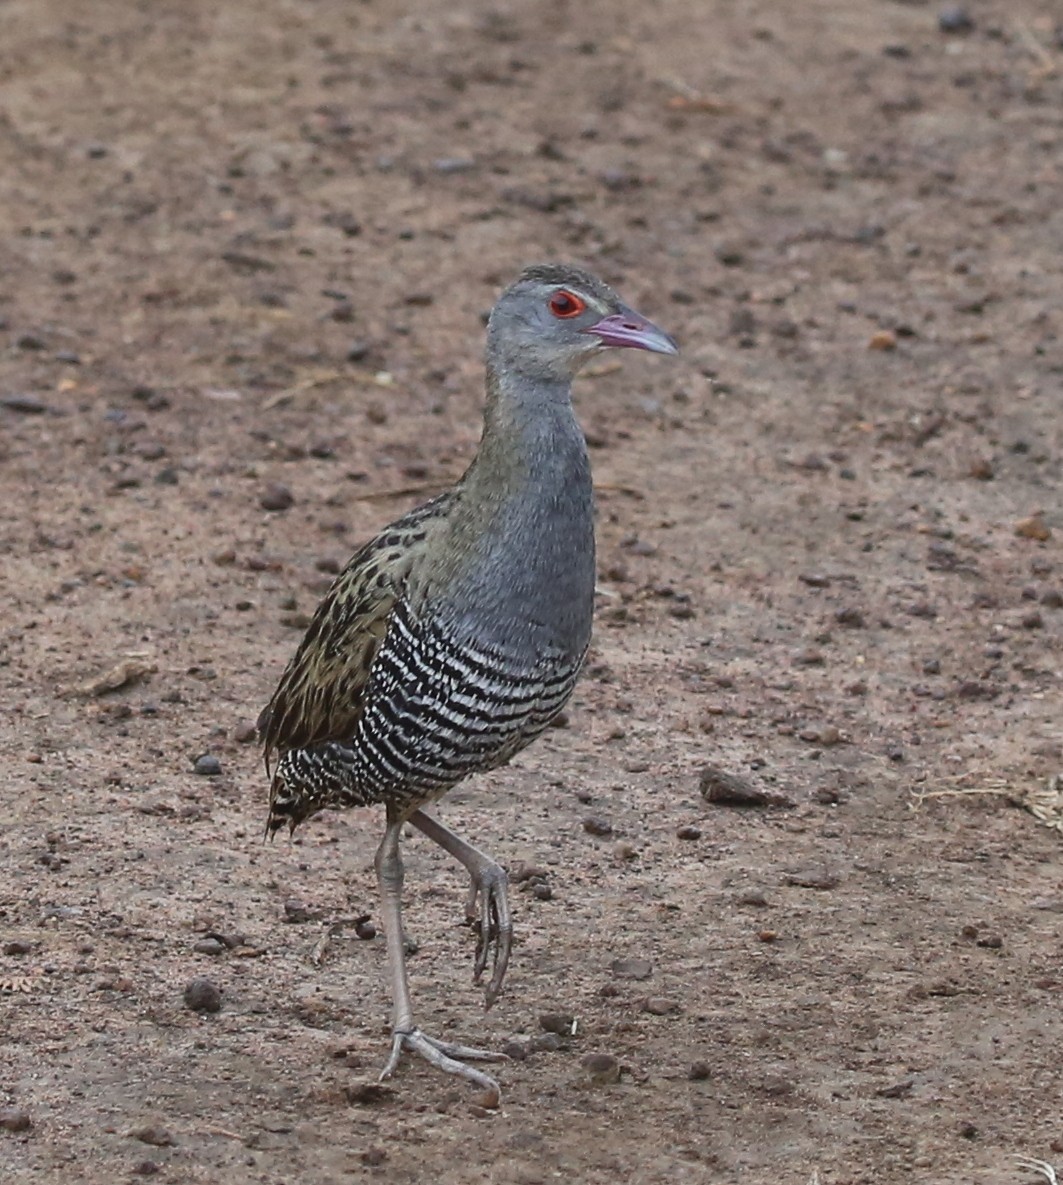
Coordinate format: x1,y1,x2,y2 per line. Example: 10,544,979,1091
258,263,677,1105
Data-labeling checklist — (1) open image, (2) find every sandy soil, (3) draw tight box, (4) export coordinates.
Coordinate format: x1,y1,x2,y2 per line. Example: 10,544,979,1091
2,2,1062,1182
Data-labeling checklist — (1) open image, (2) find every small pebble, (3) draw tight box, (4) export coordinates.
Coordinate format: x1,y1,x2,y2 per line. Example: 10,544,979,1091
580,1052,621,1084
1021,610,1044,630
1015,515,1051,542
283,899,311,924
785,867,840,890
192,754,222,777
192,938,225,957
868,328,897,351
0,394,49,414
641,997,680,1016
183,976,222,1013
1041,590,1063,608
688,1061,711,1081
938,6,974,33
699,765,770,807
531,883,553,901
128,1124,174,1148
676,824,702,841
501,1039,529,1060
834,606,866,628
798,724,842,746
233,721,258,743
260,483,294,512
610,956,653,980
3,940,33,956
361,1148,388,1166
582,815,613,837
539,1012,576,1036
529,1032,564,1053
0,1107,32,1132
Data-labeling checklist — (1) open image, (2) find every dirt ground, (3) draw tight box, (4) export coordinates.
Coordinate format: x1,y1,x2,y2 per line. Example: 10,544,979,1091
2,1,1062,1182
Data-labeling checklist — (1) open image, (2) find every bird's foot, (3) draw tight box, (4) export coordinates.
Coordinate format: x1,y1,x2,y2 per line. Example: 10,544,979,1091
380,1026,507,1108
463,862,512,1007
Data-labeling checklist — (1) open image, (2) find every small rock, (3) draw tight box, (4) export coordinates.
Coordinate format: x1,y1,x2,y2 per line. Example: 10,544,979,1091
938,6,974,33
1041,590,1063,609
131,1161,160,1176
641,997,680,1016
260,483,294,512
128,1124,175,1148
798,724,842,746
834,606,866,628
3,940,33,956
531,883,553,901
688,1061,711,1081
785,867,840,890
582,815,613,837
968,458,994,481
361,1147,388,1167
344,1082,394,1105
792,647,825,667
868,328,897,351
529,1032,564,1053
192,754,222,777
193,937,225,956
614,840,637,861
580,1052,621,1084
1021,610,1044,630
610,956,653,981
1015,515,1051,542
0,1107,32,1132
699,765,768,807
233,721,258,744
433,156,476,174
183,976,222,1013
0,393,49,415
502,1039,529,1060
877,1078,915,1099
347,341,371,363
676,824,702,840
283,899,311,924
539,1012,576,1036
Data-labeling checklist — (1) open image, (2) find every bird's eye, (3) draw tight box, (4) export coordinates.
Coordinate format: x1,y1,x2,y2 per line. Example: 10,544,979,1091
548,290,586,319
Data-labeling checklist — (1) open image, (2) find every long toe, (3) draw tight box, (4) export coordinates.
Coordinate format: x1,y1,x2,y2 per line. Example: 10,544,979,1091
381,1026,507,1108
468,864,512,1005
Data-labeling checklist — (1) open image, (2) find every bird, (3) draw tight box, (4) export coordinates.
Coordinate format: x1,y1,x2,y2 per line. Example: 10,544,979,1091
258,263,677,1105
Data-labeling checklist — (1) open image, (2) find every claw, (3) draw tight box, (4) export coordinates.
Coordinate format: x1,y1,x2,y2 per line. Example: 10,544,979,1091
381,1026,507,1108
464,864,512,1007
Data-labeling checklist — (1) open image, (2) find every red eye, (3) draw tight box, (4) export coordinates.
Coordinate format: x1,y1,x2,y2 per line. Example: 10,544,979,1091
548,290,586,319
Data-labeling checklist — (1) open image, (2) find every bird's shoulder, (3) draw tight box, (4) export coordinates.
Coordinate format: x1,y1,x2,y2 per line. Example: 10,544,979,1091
258,491,454,759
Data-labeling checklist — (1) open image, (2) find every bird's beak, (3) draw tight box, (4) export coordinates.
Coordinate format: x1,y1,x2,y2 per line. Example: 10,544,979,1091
582,304,679,355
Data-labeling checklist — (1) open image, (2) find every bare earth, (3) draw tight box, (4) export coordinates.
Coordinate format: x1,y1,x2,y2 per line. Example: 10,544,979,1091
2,2,1062,1182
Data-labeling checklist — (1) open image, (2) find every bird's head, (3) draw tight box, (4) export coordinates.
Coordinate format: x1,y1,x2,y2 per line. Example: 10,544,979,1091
487,263,678,382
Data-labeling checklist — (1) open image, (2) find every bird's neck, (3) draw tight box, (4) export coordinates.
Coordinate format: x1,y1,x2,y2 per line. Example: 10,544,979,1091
469,365,586,496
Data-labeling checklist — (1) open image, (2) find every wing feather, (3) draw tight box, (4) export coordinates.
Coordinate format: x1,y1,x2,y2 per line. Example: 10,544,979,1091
258,494,451,765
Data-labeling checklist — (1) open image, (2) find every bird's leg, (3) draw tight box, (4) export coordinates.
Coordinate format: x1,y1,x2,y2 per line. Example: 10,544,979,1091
374,808,506,1106
408,808,512,1007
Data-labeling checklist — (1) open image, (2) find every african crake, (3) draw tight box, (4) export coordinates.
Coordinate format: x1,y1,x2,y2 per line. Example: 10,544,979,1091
259,263,677,1105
